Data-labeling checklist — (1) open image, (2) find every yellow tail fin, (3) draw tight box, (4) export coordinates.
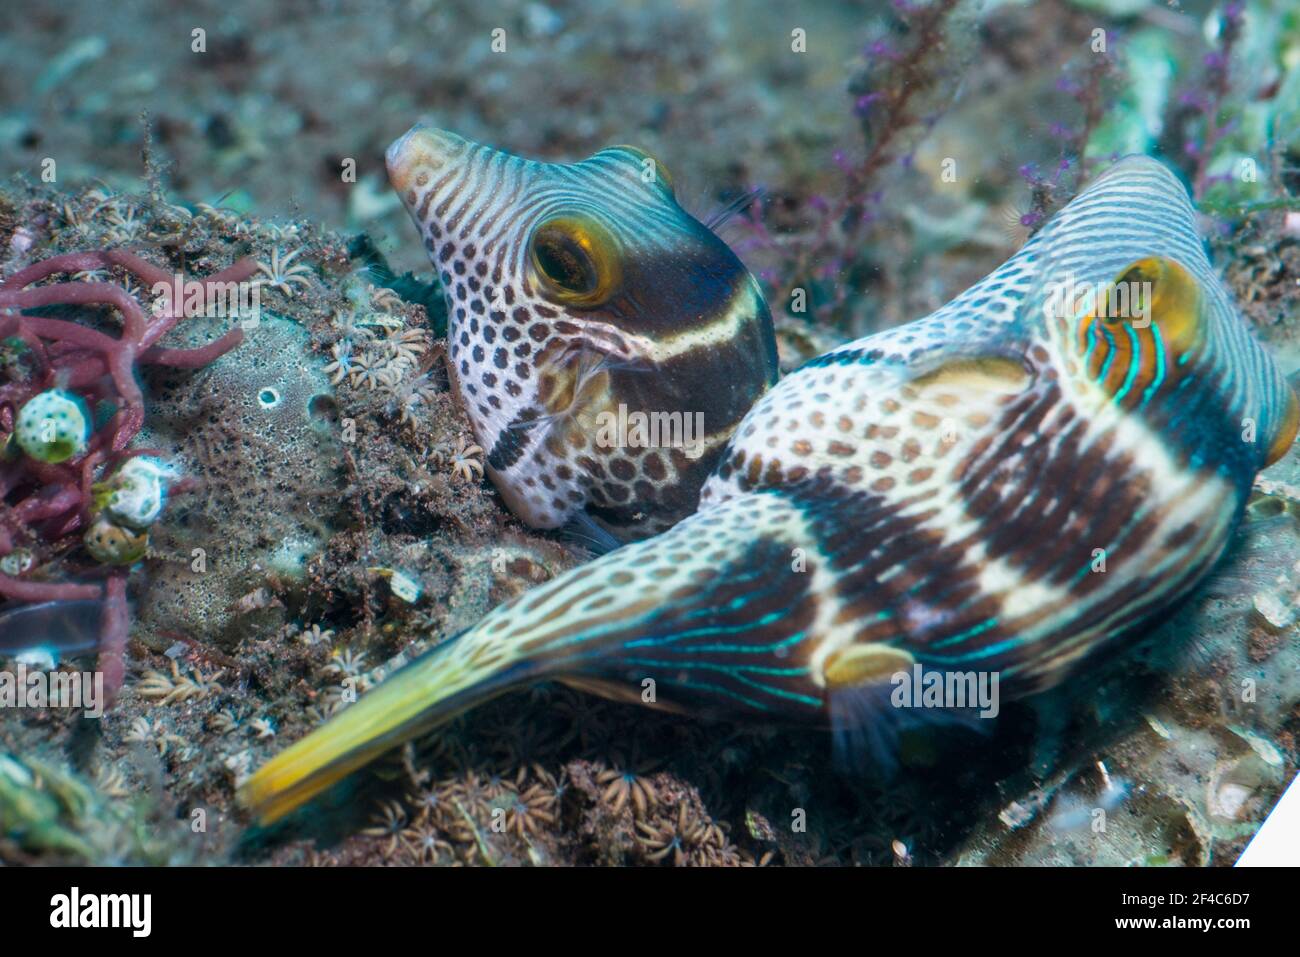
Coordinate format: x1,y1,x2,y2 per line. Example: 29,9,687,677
238,640,521,825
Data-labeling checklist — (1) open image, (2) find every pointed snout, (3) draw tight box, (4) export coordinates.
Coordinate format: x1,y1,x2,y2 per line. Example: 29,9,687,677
385,122,471,195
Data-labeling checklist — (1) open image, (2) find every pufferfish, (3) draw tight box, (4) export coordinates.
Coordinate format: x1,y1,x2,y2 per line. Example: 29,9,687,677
386,123,778,541
240,155,1297,824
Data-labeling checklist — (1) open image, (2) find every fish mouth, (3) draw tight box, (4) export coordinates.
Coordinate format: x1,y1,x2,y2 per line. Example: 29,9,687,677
385,121,472,197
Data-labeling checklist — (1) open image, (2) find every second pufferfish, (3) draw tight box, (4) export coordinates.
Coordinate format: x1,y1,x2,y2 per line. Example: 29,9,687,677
385,123,780,543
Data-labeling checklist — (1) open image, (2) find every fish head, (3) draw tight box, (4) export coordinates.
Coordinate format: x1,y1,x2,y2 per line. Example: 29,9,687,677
387,123,777,539
1015,155,1300,485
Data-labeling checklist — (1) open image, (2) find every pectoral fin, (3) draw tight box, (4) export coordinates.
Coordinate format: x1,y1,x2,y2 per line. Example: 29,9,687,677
823,643,992,774
1265,383,1300,467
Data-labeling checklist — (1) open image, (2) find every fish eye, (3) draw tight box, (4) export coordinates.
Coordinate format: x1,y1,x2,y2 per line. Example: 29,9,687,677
528,216,620,306
533,225,596,294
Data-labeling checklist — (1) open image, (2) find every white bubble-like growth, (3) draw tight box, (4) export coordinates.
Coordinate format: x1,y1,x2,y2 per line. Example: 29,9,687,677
15,389,91,463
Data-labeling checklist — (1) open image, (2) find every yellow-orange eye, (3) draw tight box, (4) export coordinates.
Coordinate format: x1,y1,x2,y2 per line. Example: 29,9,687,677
529,216,620,306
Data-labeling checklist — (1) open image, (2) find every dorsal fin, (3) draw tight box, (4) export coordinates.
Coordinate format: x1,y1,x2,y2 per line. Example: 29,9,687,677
910,355,1032,395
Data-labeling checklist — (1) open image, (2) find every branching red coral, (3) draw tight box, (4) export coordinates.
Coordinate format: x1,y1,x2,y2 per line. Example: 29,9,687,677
0,249,257,699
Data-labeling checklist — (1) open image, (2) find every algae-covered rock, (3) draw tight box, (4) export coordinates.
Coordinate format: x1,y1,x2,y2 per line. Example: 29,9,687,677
137,314,347,648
